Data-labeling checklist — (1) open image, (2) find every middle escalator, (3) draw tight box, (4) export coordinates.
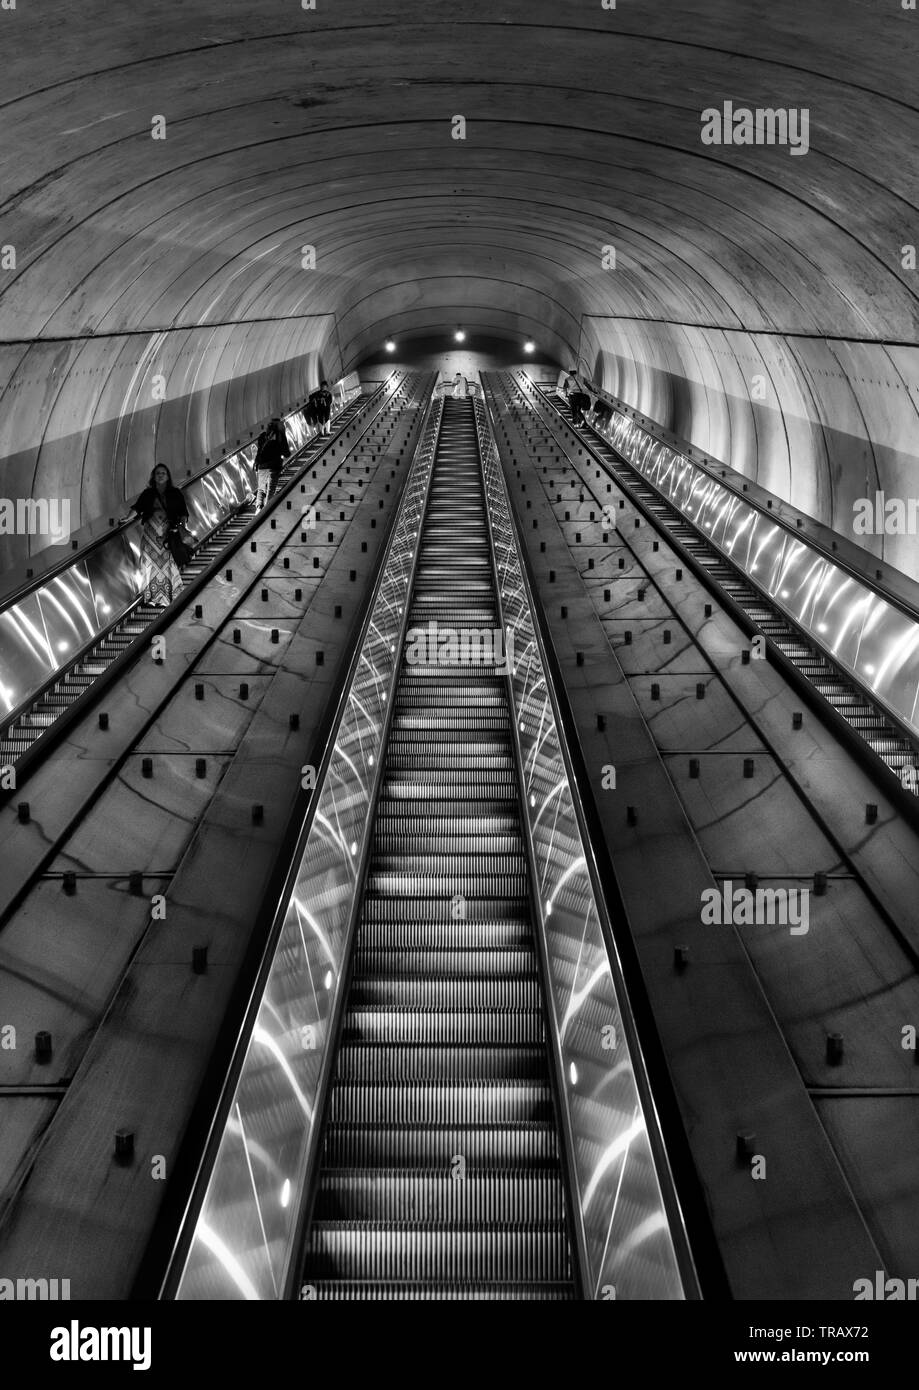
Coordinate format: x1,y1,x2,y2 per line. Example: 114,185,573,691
300,396,577,1299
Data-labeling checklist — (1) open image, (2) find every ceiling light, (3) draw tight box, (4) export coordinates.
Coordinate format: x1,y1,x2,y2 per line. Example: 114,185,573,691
524,341,535,354
454,329,466,343
384,339,396,352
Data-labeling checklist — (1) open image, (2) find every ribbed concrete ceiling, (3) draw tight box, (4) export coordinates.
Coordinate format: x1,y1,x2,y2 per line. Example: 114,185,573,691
3,1,918,363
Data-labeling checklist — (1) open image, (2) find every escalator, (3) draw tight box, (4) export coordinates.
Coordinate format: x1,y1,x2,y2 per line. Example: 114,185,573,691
0,390,375,768
299,397,577,1299
522,377,919,783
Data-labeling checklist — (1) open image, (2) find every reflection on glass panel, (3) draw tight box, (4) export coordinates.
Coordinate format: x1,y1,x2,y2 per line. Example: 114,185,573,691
36,564,98,665
474,397,689,1301
83,534,139,627
173,401,442,1301
0,592,54,714
609,414,919,736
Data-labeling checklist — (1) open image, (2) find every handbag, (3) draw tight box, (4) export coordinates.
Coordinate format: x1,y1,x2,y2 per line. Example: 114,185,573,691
166,523,194,567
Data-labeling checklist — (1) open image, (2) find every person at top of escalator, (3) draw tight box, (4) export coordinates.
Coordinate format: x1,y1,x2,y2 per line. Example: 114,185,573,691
452,372,469,399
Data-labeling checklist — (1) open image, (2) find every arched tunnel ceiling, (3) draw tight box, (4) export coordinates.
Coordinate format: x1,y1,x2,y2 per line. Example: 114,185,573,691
2,1,919,582
2,0,918,357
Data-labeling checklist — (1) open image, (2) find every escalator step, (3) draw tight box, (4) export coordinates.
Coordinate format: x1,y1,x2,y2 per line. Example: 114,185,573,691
341,1008,545,1045
359,899,529,925
348,977,540,1008
334,1043,550,1081
300,1281,574,1300
304,1223,571,1282
322,1122,562,1168
313,1169,567,1223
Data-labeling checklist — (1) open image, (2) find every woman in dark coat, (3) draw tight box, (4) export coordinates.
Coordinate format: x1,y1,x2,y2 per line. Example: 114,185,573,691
121,464,189,608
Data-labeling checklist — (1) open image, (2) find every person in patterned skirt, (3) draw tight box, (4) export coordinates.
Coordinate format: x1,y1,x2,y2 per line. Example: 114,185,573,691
121,464,189,608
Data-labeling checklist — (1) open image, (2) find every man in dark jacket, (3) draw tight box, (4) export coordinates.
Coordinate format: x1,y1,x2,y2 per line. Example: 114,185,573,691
563,371,591,428
255,419,290,510
307,381,334,436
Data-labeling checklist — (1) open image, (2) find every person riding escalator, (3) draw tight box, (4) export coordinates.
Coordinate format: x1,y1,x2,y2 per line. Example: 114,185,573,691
120,464,191,608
